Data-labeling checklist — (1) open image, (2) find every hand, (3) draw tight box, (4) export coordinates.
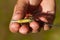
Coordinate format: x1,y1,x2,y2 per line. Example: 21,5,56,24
9,0,55,34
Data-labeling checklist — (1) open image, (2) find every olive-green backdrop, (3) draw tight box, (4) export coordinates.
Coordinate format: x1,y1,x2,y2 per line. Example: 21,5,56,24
0,0,60,40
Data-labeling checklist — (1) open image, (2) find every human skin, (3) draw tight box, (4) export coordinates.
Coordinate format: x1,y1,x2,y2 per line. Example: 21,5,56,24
9,0,55,34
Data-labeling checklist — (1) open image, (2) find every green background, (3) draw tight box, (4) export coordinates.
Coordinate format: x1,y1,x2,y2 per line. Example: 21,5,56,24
0,0,60,40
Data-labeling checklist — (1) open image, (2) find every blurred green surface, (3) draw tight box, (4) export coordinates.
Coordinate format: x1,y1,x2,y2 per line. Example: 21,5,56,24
0,0,60,40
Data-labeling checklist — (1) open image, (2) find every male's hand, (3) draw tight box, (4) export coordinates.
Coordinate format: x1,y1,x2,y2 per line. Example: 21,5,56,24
9,0,55,34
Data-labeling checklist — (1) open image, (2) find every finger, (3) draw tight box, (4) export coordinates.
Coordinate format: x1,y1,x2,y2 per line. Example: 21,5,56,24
39,0,55,31
39,16,53,30
30,21,39,33
12,0,27,20
39,17,48,23
43,23,50,31
9,0,27,33
19,24,29,34
9,22,20,33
